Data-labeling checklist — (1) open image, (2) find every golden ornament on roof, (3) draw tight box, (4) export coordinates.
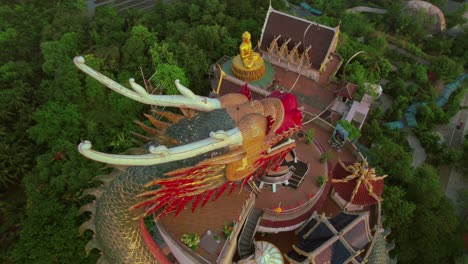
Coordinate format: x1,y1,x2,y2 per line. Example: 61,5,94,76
231,31,266,82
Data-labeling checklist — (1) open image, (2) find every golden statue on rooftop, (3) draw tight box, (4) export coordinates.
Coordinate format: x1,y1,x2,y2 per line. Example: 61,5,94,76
231,31,266,82
240,31,260,68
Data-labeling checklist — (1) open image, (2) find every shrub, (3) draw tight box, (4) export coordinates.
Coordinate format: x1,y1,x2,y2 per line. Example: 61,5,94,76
399,62,412,80
318,175,327,187
305,129,315,144
223,222,234,238
181,233,200,250
337,120,361,141
440,148,462,166
431,56,463,81
413,63,429,84
320,150,333,163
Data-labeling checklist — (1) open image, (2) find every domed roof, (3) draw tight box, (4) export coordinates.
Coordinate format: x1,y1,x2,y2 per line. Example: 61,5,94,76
405,0,446,31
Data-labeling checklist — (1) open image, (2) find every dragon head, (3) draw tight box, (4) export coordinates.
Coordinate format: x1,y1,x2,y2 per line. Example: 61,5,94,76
267,90,303,137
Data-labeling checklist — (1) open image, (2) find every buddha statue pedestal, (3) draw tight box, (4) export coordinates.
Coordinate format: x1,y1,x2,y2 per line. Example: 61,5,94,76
231,55,266,82
231,31,266,82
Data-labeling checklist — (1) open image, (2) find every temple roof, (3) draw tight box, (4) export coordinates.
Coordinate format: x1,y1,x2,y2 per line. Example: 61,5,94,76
260,7,338,70
332,161,385,206
287,212,372,263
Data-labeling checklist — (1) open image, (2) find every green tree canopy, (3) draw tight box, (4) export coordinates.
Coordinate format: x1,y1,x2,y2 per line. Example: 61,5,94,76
431,55,463,81
152,63,189,95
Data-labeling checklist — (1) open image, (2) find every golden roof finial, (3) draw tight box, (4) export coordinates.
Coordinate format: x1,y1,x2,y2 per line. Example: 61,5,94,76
333,160,387,203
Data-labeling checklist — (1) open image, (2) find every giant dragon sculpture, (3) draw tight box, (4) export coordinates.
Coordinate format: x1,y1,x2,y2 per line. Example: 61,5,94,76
74,56,302,263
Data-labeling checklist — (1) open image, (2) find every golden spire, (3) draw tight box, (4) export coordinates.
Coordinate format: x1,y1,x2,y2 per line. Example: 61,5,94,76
332,160,387,203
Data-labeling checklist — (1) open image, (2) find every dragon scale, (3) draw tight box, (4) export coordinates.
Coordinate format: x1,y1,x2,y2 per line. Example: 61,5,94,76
83,109,237,263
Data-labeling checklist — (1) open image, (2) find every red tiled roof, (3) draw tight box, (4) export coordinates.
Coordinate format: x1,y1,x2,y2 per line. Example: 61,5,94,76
332,161,384,206
260,9,337,70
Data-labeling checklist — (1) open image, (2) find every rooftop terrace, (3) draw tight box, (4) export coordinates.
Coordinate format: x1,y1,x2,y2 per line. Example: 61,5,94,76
159,189,251,263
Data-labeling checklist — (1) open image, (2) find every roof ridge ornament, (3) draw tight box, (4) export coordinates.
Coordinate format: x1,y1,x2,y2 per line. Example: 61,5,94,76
333,159,387,204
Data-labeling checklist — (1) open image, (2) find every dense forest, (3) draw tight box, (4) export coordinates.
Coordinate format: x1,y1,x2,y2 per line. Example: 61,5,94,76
0,0,466,263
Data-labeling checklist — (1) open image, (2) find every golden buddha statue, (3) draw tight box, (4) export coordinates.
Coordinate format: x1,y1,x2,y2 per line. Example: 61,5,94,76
231,31,266,82
239,31,260,68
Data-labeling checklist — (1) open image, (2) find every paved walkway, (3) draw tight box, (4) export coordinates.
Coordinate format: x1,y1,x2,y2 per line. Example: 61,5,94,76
446,0,467,12
406,129,427,167
346,6,387,14
435,88,468,213
387,43,430,66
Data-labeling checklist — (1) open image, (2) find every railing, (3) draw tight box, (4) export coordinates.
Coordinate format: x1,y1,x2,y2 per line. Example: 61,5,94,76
216,191,256,264
237,208,263,259
259,169,294,184
156,222,211,264
328,53,344,83
305,113,365,161
222,74,271,97
262,134,327,217
263,192,316,215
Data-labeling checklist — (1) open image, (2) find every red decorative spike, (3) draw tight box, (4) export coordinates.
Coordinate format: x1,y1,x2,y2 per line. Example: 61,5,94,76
228,182,237,195
132,198,159,210
261,161,269,174
272,151,288,171
146,177,195,188
191,194,204,213
174,196,194,217
241,174,253,191
144,196,173,216
239,83,252,101
164,165,209,177
266,115,274,135
201,189,216,207
270,155,281,171
160,203,178,218
159,208,173,219
153,184,198,196
213,182,230,201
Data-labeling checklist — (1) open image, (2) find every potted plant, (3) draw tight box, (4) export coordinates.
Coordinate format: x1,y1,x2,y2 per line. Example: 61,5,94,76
305,128,315,144
337,120,361,142
317,175,327,187
213,235,221,244
223,222,235,238
181,233,200,250
320,150,333,163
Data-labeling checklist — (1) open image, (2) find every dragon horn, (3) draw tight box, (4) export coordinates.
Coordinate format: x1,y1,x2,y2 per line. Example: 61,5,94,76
73,56,221,111
78,128,243,166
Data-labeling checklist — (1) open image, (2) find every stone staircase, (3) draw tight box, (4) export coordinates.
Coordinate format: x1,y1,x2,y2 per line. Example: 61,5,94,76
237,208,264,259
287,160,309,189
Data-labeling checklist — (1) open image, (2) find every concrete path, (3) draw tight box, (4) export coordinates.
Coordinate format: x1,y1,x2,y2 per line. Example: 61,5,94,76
406,129,427,167
387,43,431,66
446,0,467,12
346,6,387,14
435,88,468,213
